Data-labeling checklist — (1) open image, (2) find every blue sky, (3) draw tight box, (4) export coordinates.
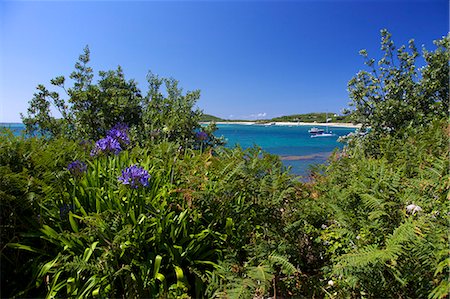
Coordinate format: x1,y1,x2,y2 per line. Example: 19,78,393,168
0,0,448,122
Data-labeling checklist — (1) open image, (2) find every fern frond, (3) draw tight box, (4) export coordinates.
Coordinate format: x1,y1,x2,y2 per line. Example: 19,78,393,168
221,278,255,299
247,264,273,289
360,193,383,211
336,244,383,270
385,220,417,249
428,279,450,299
268,254,297,275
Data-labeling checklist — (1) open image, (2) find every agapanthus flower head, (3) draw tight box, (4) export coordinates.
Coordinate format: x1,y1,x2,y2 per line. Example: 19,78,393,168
406,204,422,214
118,165,151,189
196,131,208,141
90,135,122,156
68,160,87,177
107,123,130,146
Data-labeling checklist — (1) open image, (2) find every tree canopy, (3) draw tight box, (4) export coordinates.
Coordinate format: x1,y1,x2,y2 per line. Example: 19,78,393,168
21,46,217,146
347,30,449,133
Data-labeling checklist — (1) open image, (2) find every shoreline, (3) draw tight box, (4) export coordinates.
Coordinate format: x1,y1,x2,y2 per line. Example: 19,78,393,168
201,121,362,128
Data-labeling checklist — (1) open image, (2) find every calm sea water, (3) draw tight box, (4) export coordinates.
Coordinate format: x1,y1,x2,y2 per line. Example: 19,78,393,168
215,124,354,175
1,123,354,176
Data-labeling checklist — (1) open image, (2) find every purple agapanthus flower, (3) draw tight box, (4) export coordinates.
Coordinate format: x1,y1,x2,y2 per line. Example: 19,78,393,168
90,135,122,156
107,123,130,146
196,131,208,141
118,165,151,189
68,160,87,177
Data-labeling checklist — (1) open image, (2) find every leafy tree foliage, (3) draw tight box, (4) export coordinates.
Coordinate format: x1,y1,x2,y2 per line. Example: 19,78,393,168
21,46,217,146
347,30,449,133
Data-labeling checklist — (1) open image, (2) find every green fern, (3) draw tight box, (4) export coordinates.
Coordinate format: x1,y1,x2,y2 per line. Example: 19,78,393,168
268,254,297,275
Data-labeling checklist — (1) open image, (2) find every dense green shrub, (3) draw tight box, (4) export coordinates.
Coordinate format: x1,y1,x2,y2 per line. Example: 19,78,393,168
4,30,449,299
301,119,449,298
1,130,300,298
0,131,87,297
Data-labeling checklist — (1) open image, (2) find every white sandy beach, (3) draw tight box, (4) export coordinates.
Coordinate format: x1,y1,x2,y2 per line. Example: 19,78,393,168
202,121,362,128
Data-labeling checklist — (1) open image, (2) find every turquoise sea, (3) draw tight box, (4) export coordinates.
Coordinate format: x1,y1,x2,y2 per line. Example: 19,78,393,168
215,124,354,175
1,123,355,176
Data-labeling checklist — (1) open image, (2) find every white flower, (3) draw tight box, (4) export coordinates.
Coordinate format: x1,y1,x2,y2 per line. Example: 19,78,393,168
406,204,422,214
328,280,334,286
321,224,328,229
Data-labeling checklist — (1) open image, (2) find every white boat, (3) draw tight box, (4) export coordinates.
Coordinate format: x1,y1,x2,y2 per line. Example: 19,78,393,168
310,113,336,138
311,132,336,138
308,127,325,134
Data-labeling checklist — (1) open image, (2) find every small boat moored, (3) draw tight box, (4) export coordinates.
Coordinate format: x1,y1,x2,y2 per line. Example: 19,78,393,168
309,112,336,138
308,127,325,134
311,132,336,138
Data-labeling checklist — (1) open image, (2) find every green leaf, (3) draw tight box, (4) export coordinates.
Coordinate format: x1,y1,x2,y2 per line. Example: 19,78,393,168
82,241,99,262
68,211,79,233
7,243,44,254
37,257,59,286
153,255,163,279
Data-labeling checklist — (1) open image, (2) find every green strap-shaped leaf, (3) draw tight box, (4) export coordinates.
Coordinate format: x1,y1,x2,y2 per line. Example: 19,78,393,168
129,208,137,225
37,257,59,287
225,217,234,235
174,265,185,288
73,196,87,217
66,277,75,296
153,255,163,278
79,275,98,298
40,225,59,240
7,243,44,254
46,270,64,299
177,210,188,224
68,211,79,233
82,241,99,262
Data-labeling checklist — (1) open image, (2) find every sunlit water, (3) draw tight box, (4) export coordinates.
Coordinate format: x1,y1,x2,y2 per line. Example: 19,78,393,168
215,124,354,176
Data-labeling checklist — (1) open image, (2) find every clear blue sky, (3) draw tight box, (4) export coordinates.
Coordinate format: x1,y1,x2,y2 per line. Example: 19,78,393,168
0,0,448,122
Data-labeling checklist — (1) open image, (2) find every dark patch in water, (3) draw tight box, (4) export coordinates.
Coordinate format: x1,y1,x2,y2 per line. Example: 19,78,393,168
280,152,332,161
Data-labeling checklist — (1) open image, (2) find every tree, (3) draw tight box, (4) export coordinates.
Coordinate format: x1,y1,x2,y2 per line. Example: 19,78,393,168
347,30,449,133
22,46,142,140
21,46,217,146
139,72,203,144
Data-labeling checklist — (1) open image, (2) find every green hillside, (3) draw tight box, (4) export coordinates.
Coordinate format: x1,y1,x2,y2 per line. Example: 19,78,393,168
270,112,352,123
201,112,352,123
199,114,224,122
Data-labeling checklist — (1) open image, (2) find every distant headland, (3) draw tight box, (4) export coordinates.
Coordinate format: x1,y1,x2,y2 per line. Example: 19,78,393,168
200,112,362,128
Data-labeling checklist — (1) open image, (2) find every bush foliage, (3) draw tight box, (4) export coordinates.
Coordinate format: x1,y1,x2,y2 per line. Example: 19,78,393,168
2,30,449,298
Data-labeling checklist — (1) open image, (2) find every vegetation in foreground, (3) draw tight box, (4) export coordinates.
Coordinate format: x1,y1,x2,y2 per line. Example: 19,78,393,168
1,30,449,298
